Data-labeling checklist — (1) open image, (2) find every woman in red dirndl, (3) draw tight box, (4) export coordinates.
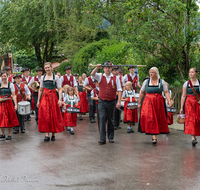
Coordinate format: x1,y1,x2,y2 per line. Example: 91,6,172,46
77,76,88,120
180,68,200,146
0,71,19,140
138,67,173,145
37,62,64,142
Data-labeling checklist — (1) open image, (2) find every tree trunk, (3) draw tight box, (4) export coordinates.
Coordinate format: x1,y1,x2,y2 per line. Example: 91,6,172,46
33,42,43,68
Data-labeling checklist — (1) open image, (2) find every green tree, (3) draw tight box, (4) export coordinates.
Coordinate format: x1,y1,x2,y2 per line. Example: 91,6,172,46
14,50,38,71
124,0,200,81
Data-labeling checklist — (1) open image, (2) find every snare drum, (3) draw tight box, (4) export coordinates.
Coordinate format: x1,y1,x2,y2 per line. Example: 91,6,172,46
18,101,31,115
67,107,80,113
167,107,176,113
127,102,138,109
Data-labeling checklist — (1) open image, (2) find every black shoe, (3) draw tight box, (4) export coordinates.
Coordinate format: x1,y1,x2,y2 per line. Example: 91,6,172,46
117,126,121,129
0,134,5,140
192,139,198,146
90,120,96,123
6,136,12,140
109,139,114,143
21,129,25,133
31,111,34,114
44,136,50,142
115,126,117,130
127,128,134,133
120,119,122,122
24,119,27,122
51,136,55,141
70,130,74,135
13,130,19,134
152,139,157,145
98,140,106,145
79,117,83,120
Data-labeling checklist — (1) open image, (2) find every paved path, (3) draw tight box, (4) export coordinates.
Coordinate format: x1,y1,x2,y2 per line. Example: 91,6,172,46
0,113,199,190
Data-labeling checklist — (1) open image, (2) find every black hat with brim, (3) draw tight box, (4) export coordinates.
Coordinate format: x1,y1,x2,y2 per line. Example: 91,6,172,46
23,68,30,72
13,74,22,79
36,67,43,72
74,73,78,76
113,65,119,70
103,61,113,67
94,79,98,83
3,66,11,71
118,68,124,72
65,66,72,71
128,65,136,70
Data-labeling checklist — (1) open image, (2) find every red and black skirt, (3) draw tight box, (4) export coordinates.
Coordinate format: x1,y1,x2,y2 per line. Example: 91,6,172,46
138,93,169,135
78,91,89,113
124,97,138,123
38,88,64,133
167,112,173,125
184,94,200,136
62,105,77,127
0,97,19,128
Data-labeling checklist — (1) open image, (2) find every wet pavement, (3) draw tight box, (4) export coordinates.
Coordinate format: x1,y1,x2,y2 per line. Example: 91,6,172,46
0,113,200,190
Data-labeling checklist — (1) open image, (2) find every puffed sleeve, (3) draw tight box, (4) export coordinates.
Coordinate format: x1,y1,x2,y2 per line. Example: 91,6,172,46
55,75,61,88
162,80,168,91
141,79,147,91
10,83,15,92
40,76,44,88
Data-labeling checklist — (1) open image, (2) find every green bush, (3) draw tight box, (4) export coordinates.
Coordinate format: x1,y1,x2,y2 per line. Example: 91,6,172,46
72,39,117,75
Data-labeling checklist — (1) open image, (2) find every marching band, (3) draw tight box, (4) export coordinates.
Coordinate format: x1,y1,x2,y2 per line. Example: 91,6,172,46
0,62,199,147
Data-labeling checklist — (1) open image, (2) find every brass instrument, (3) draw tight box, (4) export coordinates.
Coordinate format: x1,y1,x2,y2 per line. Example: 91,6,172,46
30,81,40,91
89,64,147,68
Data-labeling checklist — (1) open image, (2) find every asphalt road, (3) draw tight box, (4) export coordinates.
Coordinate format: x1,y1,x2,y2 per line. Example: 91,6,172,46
0,113,200,190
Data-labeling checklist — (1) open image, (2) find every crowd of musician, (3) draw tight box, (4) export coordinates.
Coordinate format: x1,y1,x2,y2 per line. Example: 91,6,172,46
0,61,199,146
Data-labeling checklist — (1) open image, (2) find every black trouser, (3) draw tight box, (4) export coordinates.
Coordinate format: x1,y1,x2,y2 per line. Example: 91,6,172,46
26,95,32,120
98,98,115,141
14,111,25,132
87,93,96,121
114,98,120,127
32,94,39,121
96,104,100,131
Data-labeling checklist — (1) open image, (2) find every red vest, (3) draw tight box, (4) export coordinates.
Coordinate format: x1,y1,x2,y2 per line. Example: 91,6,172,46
8,75,13,83
32,76,40,95
87,77,96,93
93,88,99,105
127,74,137,91
99,74,117,101
14,83,26,103
22,76,32,84
62,75,74,87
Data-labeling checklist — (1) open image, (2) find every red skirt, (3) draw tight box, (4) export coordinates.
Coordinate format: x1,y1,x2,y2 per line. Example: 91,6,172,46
31,98,35,110
124,97,138,123
78,91,89,113
38,88,64,133
0,97,19,128
63,105,77,127
184,94,200,136
139,93,169,134
167,112,173,125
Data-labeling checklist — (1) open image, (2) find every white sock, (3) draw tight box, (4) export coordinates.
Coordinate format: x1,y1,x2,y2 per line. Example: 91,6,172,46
70,127,74,131
127,126,131,129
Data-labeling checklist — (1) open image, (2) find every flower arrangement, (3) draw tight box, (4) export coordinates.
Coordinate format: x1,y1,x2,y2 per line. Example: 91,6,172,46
177,114,185,124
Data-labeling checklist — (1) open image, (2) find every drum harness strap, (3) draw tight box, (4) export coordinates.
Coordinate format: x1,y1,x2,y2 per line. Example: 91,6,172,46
16,83,25,99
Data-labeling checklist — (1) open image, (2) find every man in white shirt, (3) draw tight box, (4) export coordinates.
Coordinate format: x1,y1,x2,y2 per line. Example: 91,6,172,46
91,61,122,145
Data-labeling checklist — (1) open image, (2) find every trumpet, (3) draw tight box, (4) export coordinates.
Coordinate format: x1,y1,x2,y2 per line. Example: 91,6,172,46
30,81,40,91
89,64,147,68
